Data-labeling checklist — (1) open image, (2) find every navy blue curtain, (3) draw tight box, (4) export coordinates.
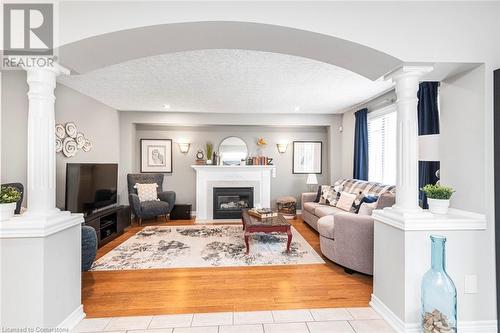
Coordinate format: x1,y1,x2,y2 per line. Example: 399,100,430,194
353,108,369,181
417,82,440,208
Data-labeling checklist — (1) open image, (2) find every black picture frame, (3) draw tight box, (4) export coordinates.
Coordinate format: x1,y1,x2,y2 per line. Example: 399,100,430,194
140,138,173,173
292,141,322,174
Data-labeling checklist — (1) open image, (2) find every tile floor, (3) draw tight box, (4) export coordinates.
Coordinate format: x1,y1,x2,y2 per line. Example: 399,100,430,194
73,308,395,333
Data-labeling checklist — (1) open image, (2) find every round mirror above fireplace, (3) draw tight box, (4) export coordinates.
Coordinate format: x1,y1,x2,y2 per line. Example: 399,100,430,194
219,137,248,165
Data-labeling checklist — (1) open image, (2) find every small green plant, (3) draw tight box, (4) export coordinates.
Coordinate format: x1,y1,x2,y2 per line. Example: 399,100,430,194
422,184,454,200
0,186,21,204
206,142,213,160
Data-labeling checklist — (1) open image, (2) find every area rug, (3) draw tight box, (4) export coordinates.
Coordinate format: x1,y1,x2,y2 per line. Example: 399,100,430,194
91,224,324,271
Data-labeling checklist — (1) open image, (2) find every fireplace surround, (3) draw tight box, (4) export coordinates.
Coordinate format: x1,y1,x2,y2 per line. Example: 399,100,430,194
191,165,275,221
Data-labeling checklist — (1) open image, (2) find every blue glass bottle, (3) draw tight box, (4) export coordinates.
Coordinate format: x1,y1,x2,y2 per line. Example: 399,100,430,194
421,235,457,333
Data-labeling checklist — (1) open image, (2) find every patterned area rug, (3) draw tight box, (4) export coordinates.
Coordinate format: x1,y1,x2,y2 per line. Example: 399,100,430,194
91,225,324,271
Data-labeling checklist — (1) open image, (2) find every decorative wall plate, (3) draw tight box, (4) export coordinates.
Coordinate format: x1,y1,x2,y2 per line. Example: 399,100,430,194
82,139,92,152
62,137,78,157
55,124,66,139
55,138,63,153
65,122,77,138
75,132,86,149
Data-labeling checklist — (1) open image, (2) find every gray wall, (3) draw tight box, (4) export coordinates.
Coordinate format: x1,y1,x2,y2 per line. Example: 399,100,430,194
134,124,329,210
1,71,120,209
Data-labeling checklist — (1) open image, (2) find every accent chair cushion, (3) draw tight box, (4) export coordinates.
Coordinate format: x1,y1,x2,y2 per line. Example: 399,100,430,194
134,183,159,202
140,200,170,216
336,191,357,211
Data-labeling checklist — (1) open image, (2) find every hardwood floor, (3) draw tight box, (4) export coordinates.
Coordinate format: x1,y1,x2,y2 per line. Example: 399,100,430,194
82,216,373,318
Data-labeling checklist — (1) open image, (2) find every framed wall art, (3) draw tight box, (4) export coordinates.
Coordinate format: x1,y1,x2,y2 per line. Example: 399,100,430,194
292,141,322,174
140,139,173,173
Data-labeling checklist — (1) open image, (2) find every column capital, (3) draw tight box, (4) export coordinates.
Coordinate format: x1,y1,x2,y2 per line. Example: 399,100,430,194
384,65,434,82
23,61,70,77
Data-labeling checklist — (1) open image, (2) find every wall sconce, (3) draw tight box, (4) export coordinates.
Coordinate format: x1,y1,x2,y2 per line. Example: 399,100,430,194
276,143,287,154
178,143,190,154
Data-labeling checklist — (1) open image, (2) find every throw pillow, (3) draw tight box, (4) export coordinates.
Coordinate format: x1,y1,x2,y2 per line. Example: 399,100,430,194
134,183,159,202
336,191,357,211
358,202,378,215
319,185,343,206
313,186,322,203
354,195,379,213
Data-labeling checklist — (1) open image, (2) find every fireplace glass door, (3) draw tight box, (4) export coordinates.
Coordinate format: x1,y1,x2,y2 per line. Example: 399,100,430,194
213,187,254,219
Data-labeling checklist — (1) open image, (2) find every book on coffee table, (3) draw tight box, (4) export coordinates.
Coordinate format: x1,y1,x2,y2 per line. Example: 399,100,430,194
247,208,278,219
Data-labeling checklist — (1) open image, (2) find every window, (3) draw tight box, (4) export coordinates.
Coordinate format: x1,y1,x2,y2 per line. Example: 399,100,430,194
368,106,397,185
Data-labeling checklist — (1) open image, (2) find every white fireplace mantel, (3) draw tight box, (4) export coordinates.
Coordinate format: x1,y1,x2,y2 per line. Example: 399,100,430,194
191,165,276,221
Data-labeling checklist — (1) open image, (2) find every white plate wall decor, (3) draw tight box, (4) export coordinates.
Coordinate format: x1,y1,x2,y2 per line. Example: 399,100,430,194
55,122,92,157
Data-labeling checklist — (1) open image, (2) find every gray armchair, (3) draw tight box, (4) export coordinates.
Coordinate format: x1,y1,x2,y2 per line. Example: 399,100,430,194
127,173,176,225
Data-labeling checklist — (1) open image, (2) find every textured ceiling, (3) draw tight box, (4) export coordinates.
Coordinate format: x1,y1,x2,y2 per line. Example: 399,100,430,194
58,49,393,114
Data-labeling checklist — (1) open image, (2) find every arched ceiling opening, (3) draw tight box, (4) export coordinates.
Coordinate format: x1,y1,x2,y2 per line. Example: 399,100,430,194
57,21,402,80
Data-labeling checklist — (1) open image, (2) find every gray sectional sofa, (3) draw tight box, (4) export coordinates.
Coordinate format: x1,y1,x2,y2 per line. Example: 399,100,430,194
301,178,396,275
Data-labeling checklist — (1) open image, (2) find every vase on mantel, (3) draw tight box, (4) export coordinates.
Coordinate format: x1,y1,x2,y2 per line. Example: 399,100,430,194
421,235,457,333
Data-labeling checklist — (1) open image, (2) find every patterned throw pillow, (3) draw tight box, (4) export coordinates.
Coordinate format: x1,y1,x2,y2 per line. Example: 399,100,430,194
319,185,343,206
336,191,357,211
354,195,379,213
134,183,159,202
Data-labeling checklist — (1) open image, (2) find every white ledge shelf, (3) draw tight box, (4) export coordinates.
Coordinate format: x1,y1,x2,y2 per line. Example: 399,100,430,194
191,165,275,169
0,211,84,238
373,207,487,231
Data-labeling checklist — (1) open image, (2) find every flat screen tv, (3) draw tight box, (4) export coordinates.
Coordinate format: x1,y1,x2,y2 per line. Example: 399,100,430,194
65,163,118,216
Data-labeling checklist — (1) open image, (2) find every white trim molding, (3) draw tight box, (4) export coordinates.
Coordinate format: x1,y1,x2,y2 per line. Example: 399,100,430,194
0,211,84,238
58,305,85,330
373,207,487,231
371,294,497,333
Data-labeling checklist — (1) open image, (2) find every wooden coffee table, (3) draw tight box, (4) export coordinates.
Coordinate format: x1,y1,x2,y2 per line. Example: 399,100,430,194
241,209,292,254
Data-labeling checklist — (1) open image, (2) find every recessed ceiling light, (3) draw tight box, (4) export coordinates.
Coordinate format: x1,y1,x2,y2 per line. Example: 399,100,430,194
294,106,301,112
164,104,171,109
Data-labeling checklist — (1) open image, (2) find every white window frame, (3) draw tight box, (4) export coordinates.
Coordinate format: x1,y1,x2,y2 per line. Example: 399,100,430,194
367,104,397,185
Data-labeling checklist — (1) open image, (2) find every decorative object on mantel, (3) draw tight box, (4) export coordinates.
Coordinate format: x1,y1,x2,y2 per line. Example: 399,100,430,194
205,142,214,165
219,137,248,165
55,122,92,157
140,139,173,173
276,143,287,154
293,141,322,174
422,184,454,214
195,150,205,165
0,185,21,221
247,155,273,166
256,137,267,156
421,235,457,333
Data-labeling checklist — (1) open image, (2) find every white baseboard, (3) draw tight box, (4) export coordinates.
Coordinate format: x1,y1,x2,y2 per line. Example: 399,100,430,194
58,304,85,330
370,294,497,333
370,294,419,333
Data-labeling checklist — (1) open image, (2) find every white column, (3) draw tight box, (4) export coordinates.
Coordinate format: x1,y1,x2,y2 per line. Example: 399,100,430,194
389,66,433,213
24,64,69,215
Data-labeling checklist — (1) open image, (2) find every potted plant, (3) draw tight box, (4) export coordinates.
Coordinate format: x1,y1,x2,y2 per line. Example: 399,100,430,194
0,186,21,221
422,184,455,215
205,142,213,165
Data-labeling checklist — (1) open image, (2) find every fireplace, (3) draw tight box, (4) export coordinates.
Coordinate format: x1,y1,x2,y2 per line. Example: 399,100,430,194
213,187,254,219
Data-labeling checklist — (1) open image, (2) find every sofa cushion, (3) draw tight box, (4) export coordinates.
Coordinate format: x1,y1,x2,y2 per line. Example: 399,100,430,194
315,205,345,218
317,215,335,239
376,191,396,209
303,202,322,214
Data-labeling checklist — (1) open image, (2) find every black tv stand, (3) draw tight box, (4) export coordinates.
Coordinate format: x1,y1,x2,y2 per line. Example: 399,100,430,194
84,205,131,248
